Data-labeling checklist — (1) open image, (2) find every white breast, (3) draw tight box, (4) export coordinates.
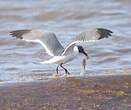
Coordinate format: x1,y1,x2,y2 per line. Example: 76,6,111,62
41,46,79,65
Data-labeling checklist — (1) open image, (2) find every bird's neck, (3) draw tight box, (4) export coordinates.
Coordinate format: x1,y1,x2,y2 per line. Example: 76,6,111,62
73,46,79,55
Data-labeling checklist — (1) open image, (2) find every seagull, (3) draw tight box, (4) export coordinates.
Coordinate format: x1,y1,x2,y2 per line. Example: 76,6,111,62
10,28,113,74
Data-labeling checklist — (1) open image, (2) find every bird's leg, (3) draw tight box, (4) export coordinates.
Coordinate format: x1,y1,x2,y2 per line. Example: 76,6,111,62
60,63,70,75
56,65,59,74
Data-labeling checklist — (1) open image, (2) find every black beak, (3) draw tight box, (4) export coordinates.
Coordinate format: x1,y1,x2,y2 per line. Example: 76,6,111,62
82,51,89,60
83,51,87,56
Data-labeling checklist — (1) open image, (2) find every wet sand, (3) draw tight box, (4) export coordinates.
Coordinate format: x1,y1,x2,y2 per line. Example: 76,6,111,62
0,75,130,110
1,0,131,82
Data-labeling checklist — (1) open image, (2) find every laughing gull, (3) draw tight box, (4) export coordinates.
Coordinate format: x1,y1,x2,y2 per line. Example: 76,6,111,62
10,28,113,74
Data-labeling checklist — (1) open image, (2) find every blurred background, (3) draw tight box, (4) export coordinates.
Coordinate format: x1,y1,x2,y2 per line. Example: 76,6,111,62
0,0,131,83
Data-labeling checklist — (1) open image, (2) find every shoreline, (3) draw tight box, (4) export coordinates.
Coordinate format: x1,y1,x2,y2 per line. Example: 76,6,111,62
0,73,130,86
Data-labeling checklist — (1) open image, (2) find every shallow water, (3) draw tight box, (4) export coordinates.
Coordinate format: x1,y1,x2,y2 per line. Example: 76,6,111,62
0,0,131,83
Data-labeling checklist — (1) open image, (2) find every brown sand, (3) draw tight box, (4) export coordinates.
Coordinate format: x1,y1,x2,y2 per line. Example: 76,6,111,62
0,75,130,110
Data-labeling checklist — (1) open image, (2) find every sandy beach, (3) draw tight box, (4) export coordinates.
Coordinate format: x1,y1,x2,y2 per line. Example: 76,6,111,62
0,75,130,110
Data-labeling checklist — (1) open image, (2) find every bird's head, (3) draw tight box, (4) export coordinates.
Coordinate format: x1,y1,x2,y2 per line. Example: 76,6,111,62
77,46,89,60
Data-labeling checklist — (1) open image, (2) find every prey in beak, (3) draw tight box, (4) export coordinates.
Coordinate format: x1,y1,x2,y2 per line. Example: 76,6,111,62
82,50,89,60
77,45,89,75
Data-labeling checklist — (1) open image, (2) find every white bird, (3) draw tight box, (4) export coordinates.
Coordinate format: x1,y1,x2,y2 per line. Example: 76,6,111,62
10,28,113,74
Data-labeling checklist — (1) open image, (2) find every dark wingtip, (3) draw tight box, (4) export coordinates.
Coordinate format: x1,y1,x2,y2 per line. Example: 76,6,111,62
10,30,31,39
97,28,113,40
10,31,22,39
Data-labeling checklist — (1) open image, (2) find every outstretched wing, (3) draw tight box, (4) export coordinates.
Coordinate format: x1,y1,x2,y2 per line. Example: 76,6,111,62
10,29,64,56
62,28,113,55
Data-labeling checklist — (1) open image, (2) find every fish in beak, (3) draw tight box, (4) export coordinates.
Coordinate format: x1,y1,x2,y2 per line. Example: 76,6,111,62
82,51,89,60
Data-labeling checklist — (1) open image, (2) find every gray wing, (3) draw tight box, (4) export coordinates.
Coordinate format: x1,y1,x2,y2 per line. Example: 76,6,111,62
10,29,64,56
62,28,113,55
